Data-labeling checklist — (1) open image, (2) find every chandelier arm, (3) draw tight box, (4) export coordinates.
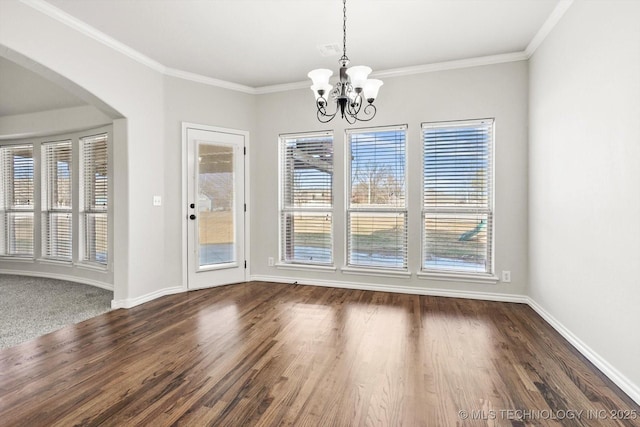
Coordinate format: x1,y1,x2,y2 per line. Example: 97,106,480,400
317,109,337,123
345,94,363,116
315,100,337,123
343,111,357,125
354,103,377,122
315,96,329,112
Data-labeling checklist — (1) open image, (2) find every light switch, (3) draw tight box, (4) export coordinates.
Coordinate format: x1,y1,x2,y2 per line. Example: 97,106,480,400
153,196,162,206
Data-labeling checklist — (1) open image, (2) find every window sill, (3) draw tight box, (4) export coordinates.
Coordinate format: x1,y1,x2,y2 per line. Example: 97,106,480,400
275,262,337,272
417,270,499,284
0,256,35,263
341,266,411,279
74,262,109,272
38,258,73,266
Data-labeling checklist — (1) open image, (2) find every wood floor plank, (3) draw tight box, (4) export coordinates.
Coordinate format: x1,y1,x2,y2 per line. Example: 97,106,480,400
0,282,638,426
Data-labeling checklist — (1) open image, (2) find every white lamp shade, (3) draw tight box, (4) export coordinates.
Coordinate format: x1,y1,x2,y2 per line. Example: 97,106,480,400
310,86,321,100
346,65,372,89
311,83,333,99
308,69,333,86
363,79,383,101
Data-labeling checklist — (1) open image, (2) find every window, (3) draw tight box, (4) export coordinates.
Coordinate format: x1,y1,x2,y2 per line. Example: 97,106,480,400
347,125,407,269
42,140,73,260
279,132,333,265
80,133,108,265
0,145,34,257
422,119,494,275
0,128,110,267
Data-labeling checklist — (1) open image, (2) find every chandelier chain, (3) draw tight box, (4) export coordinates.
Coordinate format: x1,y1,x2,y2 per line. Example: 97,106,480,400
341,0,348,62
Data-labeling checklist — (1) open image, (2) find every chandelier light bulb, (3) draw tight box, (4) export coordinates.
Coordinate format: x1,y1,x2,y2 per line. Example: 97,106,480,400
311,83,333,99
308,69,333,86
346,66,372,91
363,79,384,103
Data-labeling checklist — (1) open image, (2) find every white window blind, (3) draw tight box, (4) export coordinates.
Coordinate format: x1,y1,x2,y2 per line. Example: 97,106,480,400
0,145,34,257
42,140,73,260
280,132,333,265
347,125,407,269
422,119,494,274
80,134,108,265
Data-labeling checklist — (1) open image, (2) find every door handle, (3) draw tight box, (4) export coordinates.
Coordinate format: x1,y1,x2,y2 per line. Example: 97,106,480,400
189,214,197,220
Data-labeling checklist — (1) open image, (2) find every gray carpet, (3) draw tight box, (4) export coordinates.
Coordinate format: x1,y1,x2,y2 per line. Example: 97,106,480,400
0,274,113,350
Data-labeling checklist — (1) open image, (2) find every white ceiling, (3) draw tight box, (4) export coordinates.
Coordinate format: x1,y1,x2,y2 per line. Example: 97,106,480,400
45,0,562,88
1,0,565,117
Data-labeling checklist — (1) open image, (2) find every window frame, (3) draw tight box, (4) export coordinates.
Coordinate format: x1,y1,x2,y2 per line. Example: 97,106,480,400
0,144,35,258
79,132,109,267
41,139,73,262
419,118,496,281
278,130,335,268
344,124,409,273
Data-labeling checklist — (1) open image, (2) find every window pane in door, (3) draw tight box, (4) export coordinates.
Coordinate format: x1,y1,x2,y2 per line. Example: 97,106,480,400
198,143,235,267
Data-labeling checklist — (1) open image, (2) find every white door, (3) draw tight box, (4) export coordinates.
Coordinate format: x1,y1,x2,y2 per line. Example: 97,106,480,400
185,125,246,289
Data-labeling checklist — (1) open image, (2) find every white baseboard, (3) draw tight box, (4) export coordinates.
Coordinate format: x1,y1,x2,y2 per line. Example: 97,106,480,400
249,274,528,304
0,268,113,291
527,297,640,405
111,285,184,309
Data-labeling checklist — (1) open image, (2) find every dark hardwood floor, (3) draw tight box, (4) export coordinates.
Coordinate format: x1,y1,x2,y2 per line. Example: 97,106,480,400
0,282,638,426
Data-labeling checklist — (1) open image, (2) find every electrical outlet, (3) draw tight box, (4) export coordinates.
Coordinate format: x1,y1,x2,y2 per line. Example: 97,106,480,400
153,195,162,206
502,270,511,283
268,257,275,267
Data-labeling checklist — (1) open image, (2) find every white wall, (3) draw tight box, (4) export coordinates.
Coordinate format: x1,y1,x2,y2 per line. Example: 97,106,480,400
529,0,640,401
252,61,529,298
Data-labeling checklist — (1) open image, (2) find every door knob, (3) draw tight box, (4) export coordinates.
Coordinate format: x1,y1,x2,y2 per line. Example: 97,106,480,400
190,203,195,209
189,214,196,220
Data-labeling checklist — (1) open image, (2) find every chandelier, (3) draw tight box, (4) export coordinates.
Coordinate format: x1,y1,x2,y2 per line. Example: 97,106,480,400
308,0,383,124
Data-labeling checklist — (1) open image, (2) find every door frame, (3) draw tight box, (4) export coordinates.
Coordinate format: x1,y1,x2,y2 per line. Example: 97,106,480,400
181,122,250,291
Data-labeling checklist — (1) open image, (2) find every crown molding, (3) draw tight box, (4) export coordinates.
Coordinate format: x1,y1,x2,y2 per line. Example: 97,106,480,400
22,0,167,74
255,81,310,95
23,0,572,96
371,52,529,80
525,0,574,58
164,68,255,94
22,0,252,94
254,52,529,95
